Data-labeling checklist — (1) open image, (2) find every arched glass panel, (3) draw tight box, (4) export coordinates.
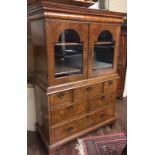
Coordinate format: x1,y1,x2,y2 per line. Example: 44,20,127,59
93,30,115,71
97,30,113,42
58,29,80,43
54,29,83,78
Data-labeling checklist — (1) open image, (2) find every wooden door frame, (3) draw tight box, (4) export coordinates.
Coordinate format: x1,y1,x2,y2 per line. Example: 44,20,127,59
45,19,89,85
88,23,121,78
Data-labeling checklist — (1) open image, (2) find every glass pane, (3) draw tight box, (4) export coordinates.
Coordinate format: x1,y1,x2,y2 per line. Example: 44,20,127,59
93,30,114,71
54,29,83,78
97,30,113,42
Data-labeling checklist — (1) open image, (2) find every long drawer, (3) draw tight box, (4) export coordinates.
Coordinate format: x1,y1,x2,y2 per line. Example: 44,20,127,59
52,107,114,142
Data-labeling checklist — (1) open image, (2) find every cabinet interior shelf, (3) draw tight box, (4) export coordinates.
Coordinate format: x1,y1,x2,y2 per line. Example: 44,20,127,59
55,42,82,46
93,61,112,70
55,65,81,77
94,41,115,45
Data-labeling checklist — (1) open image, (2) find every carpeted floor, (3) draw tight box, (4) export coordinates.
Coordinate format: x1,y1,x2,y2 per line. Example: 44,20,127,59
27,98,127,155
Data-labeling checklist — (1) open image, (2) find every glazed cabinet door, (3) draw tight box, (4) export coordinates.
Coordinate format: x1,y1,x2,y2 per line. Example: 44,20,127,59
88,23,121,77
45,19,88,85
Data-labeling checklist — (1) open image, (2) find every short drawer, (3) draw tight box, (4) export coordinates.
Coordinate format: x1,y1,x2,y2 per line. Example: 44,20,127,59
50,90,72,107
52,107,114,142
89,83,104,98
73,83,104,102
73,86,88,102
51,101,88,125
104,80,118,94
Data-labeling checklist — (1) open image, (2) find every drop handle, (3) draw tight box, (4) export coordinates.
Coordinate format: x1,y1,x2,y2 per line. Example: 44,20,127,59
100,95,105,100
86,87,92,91
67,105,74,112
57,92,64,99
66,126,73,132
99,114,105,118
108,80,113,86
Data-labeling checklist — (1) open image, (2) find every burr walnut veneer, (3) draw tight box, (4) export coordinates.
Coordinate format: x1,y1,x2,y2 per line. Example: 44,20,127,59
28,2,124,154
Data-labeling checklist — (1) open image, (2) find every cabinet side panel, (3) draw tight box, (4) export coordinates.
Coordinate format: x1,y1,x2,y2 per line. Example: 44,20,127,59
31,20,48,85
34,85,49,143
117,29,127,97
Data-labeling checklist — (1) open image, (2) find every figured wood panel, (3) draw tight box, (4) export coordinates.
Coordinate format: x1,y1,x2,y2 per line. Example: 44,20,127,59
34,85,50,143
31,20,48,85
117,27,127,97
27,20,34,81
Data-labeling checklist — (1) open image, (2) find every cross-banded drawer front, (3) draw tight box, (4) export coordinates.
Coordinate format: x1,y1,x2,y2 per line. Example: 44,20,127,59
50,90,72,107
52,107,114,142
51,101,88,125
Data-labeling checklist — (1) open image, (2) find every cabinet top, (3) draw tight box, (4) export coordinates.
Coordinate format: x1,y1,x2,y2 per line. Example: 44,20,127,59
28,0,98,7
28,1,125,24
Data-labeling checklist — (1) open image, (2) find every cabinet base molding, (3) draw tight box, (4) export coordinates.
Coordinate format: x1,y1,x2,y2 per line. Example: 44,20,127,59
35,117,116,154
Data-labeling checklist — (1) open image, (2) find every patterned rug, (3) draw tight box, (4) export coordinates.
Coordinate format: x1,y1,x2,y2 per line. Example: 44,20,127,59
77,133,127,155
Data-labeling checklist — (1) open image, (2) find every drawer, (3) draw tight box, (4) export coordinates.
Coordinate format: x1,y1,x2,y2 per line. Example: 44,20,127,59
50,90,72,107
89,95,109,112
89,83,104,98
104,80,118,94
89,94,116,112
92,108,114,125
53,120,77,142
73,86,88,102
51,101,88,125
73,83,104,102
52,107,114,142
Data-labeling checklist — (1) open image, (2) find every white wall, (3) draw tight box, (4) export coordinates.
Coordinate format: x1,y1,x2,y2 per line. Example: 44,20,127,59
109,0,127,13
123,70,127,97
90,0,127,13
27,84,36,131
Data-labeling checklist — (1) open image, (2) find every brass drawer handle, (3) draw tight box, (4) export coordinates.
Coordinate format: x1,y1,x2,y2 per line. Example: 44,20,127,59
57,92,64,99
99,113,105,118
100,95,105,100
86,87,92,91
67,105,74,112
87,115,90,119
108,80,113,86
66,126,73,132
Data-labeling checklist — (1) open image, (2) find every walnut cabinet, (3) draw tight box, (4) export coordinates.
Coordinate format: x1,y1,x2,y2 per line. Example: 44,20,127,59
28,1,124,154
